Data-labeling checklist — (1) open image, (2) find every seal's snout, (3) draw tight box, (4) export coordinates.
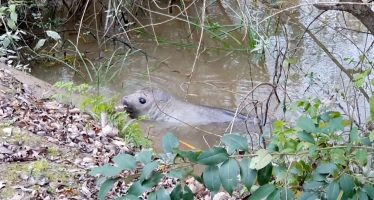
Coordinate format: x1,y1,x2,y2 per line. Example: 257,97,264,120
121,96,137,118
122,96,129,107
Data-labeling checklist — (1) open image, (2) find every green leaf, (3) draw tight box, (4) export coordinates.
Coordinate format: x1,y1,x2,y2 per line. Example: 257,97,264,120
361,137,372,146
257,163,273,185
355,149,368,166
113,154,136,170
267,189,280,200
219,159,239,194
89,164,122,177
250,149,272,170
221,134,248,154
316,163,337,174
167,169,188,179
10,11,17,22
299,192,319,200
370,96,374,121
369,131,374,142
350,127,360,144
330,149,346,165
98,179,116,200
358,190,369,200
115,195,139,200
148,192,156,200
34,39,46,50
9,5,16,12
174,149,201,163
142,172,164,188
139,161,158,182
297,116,316,133
298,131,315,144
7,19,16,29
250,184,276,200
197,147,229,166
203,166,221,192
127,181,147,197
363,185,374,199
170,184,193,200
339,174,354,198
326,181,341,200
156,188,171,200
303,181,325,191
136,150,153,164
2,38,10,48
239,158,257,190
321,117,344,133
46,30,61,41
170,185,182,200
279,188,295,200
162,133,179,153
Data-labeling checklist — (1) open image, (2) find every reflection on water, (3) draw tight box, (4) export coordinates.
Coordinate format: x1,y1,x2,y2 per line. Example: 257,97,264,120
31,0,374,150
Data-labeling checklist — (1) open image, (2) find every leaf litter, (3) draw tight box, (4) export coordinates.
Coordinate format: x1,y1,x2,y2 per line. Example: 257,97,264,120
0,68,234,200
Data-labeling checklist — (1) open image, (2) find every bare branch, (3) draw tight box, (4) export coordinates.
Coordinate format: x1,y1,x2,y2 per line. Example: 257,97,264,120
314,0,374,34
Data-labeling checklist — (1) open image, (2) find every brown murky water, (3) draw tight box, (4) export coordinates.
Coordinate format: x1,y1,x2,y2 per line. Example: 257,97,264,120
31,0,374,151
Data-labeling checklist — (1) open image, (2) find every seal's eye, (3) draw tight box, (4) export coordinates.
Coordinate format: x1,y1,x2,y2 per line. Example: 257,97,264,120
139,97,146,104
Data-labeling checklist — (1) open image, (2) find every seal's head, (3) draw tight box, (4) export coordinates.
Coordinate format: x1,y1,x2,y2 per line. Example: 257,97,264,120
121,88,171,119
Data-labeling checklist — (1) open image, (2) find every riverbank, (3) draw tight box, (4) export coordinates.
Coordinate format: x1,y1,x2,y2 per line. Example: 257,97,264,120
0,65,228,200
0,64,134,198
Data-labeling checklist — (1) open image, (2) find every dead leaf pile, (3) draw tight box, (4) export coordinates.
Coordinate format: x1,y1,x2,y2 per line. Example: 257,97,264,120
0,141,47,162
0,68,131,167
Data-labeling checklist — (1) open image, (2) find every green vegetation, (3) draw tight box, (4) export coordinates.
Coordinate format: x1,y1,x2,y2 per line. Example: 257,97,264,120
2,0,374,199
92,100,374,199
54,81,150,147
81,95,150,147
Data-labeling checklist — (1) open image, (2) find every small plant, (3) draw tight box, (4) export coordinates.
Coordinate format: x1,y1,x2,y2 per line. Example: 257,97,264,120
54,81,150,147
91,99,374,199
53,81,92,104
81,95,150,147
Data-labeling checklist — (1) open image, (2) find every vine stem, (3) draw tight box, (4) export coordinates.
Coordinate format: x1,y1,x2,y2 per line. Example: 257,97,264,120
185,0,207,99
231,145,374,158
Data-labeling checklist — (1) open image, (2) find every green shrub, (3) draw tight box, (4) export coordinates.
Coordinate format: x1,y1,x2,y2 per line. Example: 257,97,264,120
91,100,374,199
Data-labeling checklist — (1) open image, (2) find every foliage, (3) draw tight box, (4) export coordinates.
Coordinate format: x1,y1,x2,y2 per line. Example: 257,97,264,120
92,100,374,199
53,81,91,104
54,81,150,147
81,95,150,147
0,1,65,70
0,3,24,69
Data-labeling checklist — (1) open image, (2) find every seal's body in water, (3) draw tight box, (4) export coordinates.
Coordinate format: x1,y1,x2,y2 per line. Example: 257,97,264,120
121,88,247,124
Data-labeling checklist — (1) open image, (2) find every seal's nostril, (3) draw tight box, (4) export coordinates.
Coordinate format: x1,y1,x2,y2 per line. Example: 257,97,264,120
122,97,129,106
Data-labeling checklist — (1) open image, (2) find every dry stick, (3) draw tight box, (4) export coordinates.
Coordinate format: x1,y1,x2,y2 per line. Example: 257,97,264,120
75,0,91,48
281,10,366,125
147,0,159,45
103,0,123,38
93,0,103,63
295,21,370,101
228,82,278,134
113,0,198,38
307,12,374,71
258,1,373,25
235,0,248,41
185,0,207,99
104,0,112,32
180,0,193,40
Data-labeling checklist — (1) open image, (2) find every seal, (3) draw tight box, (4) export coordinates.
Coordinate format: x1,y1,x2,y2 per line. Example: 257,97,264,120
121,88,247,124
